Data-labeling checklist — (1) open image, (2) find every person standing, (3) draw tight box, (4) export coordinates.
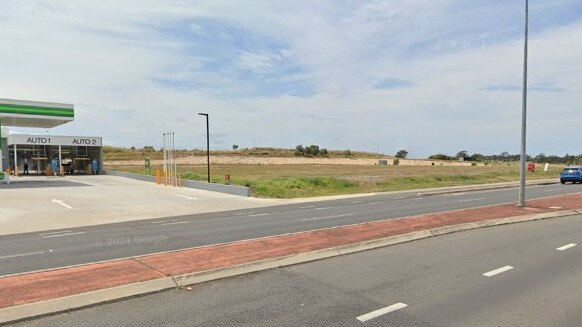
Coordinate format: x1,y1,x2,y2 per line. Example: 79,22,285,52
24,161,29,175
92,159,99,175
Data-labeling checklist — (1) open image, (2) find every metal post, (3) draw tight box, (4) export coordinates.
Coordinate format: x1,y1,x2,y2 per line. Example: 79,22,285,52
14,144,18,176
58,145,63,176
163,133,167,185
518,0,529,207
198,113,210,183
172,132,177,186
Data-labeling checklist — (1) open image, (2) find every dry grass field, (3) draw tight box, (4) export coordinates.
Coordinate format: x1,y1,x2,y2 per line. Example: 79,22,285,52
106,163,562,198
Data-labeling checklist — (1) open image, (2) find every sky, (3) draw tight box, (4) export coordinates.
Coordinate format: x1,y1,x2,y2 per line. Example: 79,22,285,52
1,0,582,158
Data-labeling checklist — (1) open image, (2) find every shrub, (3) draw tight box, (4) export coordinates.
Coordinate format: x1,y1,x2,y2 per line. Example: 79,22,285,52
393,159,400,166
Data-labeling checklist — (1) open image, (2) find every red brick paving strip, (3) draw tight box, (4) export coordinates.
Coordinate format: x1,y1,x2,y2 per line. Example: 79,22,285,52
1,193,582,309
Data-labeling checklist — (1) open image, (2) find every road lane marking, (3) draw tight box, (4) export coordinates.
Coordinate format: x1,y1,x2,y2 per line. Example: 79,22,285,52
38,230,73,236
151,221,169,224
0,251,51,260
160,221,190,226
52,199,73,209
549,206,563,210
459,197,487,203
42,232,86,239
173,194,197,200
302,214,354,222
314,207,333,211
299,205,316,209
350,201,364,204
483,266,514,277
368,201,385,205
557,243,577,251
248,213,269,217
393,197,405,200
356,303,408,322
234,212,255,216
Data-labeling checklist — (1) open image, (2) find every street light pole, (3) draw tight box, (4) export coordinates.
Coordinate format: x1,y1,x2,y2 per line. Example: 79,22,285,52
518,0,529,207
198,113,210,183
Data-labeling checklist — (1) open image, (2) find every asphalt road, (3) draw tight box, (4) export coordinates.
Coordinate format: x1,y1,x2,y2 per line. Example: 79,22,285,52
14,213,582,327
1,183,582,277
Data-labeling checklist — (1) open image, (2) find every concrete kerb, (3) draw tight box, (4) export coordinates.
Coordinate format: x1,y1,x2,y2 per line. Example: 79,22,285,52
0,277,177,325
417,179,559,197
1,208,580,325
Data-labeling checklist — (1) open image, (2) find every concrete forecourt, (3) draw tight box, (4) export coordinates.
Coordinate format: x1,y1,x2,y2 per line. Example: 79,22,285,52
1,181,582,324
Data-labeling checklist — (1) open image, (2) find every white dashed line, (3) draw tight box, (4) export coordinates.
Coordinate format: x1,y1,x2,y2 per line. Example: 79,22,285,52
356,303,408,322
556,243,577,251
0,251,51,260
42,232,86,239
483,266,514,277
393,197,405,200
299,205,316,209
151,221,169,224
234,212,255,216
368,201,385,205
38,230,73,236
549,206,563,210
248,213,269,217
302,214,354,222
350,201,364,204
459,198,487,203
314,207,333,211
160,221,190,226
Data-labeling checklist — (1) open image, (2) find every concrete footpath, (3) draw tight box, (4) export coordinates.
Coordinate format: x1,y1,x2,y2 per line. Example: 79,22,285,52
1,192,582,324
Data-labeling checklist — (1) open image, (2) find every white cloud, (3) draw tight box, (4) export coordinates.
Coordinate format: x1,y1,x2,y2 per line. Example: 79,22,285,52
1,0,582,157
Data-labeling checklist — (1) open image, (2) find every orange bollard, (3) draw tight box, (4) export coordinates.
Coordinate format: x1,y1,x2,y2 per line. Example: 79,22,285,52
156,169,161,185
178,174,182,187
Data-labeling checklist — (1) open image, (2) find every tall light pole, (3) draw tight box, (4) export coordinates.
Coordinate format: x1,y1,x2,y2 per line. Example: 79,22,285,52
198,113,210,183
518,0,529,207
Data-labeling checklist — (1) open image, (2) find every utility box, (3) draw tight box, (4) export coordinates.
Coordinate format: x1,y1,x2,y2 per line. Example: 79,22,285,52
378,160,388,166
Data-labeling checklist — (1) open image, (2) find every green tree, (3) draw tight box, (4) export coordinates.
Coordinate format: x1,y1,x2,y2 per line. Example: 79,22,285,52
395,150,408,159
294,145,305,156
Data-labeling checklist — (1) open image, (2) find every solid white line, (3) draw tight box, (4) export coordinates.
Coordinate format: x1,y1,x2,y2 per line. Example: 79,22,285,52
459,197,487,203
350,201,364,204
173,194,197,200
0,251,46,260
483,265,514,277
248,213,269,217
38,230,73,236
42,232,86,239
356,303,408,322
52,199,73,209
299,205,316,209
557,243,577,251
314,207,333,211
160,221,190,226
302,214,354,222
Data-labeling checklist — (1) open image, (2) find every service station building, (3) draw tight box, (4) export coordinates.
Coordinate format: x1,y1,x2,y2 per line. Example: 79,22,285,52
0,98,103,181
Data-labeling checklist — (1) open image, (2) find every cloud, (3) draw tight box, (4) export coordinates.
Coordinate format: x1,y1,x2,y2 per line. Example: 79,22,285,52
1,0,582,157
